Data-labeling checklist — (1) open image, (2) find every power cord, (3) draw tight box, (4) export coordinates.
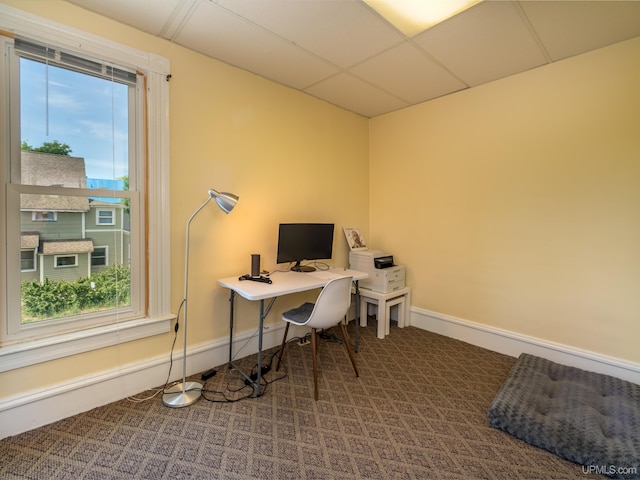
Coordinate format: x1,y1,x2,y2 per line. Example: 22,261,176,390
127,301,294,405
200,350,287,403
319,330,342,344
162,298,186,392
200,383,254,403
126,298,185,403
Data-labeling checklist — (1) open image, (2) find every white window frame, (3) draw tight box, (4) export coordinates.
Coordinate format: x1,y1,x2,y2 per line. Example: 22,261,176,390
0,5,173,372
96,208,115,226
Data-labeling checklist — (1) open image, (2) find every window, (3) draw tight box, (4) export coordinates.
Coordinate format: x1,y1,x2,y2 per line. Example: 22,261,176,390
32,211,57,222
1,5,172,371
20,250,36,271
96,208,115,226
13,43,134,323
91,246,108,268
54,254,78,268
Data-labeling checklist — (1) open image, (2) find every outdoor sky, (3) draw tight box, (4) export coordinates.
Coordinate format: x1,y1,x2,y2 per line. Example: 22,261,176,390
20,57,129,183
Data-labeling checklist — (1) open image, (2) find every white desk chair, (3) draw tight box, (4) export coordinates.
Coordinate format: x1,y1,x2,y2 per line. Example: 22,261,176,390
275,276,359,400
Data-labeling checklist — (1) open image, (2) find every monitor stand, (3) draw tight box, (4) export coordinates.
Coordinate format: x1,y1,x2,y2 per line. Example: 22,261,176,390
291,261,315,272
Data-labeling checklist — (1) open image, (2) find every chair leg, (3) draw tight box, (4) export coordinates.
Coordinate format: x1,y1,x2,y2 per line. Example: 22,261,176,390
339,322,359,377
311,328,319,401
275,322,290,372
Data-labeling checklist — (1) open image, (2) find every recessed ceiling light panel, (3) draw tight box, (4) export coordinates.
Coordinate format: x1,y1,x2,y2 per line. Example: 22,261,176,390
364,0,482,37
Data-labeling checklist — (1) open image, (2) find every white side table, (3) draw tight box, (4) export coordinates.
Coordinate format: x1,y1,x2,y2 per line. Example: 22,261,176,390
359,286,411,339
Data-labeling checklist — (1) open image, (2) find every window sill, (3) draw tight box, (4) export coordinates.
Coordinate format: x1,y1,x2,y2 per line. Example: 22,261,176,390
0,315,174,373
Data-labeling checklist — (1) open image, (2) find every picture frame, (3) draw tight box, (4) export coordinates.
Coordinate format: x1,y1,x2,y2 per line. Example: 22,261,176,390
343,227,367,251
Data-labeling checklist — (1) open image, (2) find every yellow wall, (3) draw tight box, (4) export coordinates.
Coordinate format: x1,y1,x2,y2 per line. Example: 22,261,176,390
0,1,369,396
370,37,640,363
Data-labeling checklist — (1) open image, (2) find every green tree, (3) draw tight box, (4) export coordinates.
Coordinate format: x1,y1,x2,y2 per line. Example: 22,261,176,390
118,175,130,212
21,140,72,156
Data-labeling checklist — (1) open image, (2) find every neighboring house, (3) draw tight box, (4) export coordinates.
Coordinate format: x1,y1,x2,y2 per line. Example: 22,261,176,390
20,151,130,283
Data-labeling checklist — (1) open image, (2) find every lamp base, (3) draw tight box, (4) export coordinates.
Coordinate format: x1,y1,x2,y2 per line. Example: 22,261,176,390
162,381,203,408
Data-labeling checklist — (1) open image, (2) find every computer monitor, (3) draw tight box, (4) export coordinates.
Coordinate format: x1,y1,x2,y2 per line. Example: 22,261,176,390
276,223,334,272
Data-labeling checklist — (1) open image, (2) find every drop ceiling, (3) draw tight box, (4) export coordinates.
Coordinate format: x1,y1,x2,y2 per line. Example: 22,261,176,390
64,0,640,118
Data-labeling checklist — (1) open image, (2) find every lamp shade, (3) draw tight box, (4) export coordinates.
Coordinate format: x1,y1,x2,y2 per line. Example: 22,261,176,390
209,189,238,214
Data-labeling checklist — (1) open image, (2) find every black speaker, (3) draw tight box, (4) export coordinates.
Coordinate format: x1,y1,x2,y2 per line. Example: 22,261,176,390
251,254,260,277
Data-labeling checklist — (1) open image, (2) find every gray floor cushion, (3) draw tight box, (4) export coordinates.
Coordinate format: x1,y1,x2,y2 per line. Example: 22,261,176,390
488,353,640,479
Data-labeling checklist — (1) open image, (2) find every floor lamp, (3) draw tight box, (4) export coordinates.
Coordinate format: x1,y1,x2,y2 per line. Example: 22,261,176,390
163,188,239,408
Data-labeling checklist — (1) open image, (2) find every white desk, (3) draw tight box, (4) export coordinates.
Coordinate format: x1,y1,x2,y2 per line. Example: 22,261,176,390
217,268,368,396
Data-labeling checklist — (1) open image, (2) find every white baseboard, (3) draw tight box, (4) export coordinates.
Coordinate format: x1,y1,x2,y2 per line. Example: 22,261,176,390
410,307,640,385
0,323,288,439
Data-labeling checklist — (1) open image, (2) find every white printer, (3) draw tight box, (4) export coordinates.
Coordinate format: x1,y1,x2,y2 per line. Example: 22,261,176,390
349,250,405,293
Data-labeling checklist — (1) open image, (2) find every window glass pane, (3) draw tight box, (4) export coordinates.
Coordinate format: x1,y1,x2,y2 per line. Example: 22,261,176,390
19,192,131,324
21,250,35,271
91,247,107,268
33,211,57,221
20,57,129,185
55,255,78,267
97,209,114,225
17,54,133,326
20,192,131,324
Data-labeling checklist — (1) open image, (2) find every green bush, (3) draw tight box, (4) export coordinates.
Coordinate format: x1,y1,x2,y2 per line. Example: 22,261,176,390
21,278,77,317
21,264,131,319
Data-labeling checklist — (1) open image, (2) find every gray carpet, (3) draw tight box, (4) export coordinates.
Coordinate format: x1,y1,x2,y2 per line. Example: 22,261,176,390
0,319,608,479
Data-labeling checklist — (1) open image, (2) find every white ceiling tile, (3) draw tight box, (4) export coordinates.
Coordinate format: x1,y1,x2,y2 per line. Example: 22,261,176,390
350,42,468,104
305,73,409,118
60,0,640,117
414,1,549,87
65,0,188,36
520,0,640,61
174,1,339,90
211,0,405,68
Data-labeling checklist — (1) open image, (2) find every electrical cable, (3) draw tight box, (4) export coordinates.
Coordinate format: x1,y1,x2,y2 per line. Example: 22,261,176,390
127,301,303,404
200,350,287,403
127,297,185,403
230,325,262,362
162,298,186,392
318,330,342,344
311,261,331,271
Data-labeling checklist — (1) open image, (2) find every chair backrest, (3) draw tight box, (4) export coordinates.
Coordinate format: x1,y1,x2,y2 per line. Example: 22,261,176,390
305,276,353,330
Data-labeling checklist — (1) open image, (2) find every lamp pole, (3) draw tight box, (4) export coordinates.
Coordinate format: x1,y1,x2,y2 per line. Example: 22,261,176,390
163,189,238,408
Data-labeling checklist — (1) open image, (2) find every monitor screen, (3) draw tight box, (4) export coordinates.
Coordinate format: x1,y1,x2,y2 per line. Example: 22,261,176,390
276,223,334,272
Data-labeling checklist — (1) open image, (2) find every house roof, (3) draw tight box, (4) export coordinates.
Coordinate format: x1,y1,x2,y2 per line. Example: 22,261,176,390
89,200,124,208
20,151,89,212
22,234,95,254
41,239,94,255
21,232,40,249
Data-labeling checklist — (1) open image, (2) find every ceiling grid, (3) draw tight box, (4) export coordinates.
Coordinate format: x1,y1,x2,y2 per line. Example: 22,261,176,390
63,0,640,117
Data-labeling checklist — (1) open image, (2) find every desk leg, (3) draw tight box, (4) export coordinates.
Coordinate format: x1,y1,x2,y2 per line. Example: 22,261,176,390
227,290,236,367
255,299,265,397
227,291,267,398
354,280,360,353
